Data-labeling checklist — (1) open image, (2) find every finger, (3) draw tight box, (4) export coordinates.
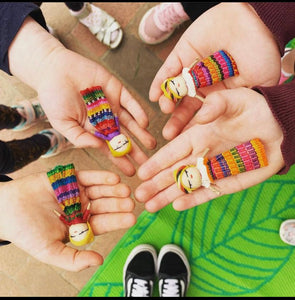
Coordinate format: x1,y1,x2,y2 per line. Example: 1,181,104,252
86,182,131,199
144,184,184,213
158,95,177,114
135,165,177,203
120,88,149,128
88,144,137,177
119,109,157,150
126,136,150,166
137,132,193,180
37,241,103,272
90,197,135,213
90,212,136,234
195,91,229,124
162,96,203,140
172,186,219,211
76,170,121,186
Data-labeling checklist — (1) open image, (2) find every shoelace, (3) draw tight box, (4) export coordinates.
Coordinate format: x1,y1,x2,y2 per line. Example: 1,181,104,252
161,278,182,297
130,278,151,297
155,4,185,31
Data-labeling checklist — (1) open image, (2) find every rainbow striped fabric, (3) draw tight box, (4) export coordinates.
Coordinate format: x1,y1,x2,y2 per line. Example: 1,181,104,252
189,49,239,89
47,163,83,223
80,86,120,141
206,138,268,181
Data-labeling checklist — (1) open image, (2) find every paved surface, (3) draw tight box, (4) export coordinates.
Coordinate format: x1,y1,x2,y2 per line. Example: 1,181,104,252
0,2,191,296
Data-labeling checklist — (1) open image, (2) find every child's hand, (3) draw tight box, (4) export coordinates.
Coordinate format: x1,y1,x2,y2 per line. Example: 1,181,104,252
148,3,281,140
135,87,284,212
0,169,136,272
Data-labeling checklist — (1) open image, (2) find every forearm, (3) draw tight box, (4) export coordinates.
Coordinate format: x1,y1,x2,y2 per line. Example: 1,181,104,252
249,2,295,55
8,15,66,90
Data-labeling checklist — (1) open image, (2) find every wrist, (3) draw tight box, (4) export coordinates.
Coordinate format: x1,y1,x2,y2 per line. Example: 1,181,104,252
8,15,66,90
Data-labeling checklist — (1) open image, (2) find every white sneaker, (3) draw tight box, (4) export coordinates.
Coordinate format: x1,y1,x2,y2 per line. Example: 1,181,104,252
69,3,123,49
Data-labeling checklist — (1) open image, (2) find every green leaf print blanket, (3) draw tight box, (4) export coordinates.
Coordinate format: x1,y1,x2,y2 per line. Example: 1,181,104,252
79,165,295,297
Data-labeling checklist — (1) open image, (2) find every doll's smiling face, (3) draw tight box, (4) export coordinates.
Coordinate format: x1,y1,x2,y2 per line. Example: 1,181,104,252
69,223,89,242
109,133,131,156
168,75,188,99
180,166,202,192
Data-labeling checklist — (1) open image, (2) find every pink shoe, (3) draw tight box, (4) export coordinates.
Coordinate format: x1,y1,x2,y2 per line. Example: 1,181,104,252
138,3,190,45
279,70,293,85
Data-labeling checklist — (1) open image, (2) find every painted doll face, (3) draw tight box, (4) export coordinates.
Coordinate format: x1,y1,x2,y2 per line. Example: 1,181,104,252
180,166,202,192
69,223,89,243
167,75,188,99
108,133,131,156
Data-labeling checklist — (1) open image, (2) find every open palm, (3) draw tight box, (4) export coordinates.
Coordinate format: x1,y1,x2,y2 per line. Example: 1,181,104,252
135,87,284,212
148,2,281,140
0,169,136,271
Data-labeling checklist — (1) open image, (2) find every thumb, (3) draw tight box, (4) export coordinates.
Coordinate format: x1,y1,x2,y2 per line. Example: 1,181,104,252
194,91,229,124
38,241,104,272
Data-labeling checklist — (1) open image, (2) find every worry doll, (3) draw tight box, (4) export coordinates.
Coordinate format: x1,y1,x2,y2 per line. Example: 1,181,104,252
80,86,132,157
47,163,94,247
161,49,239,103
174,138,268,194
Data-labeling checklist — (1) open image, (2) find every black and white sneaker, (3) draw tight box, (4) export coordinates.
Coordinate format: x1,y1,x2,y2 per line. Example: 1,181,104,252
123,244,157,297
157,244,190,297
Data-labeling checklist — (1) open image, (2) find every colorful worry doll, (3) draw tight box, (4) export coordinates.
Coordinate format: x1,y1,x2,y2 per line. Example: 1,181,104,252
161,49,239,103
80,86,132,157
47,163,94,247
174,138,268,194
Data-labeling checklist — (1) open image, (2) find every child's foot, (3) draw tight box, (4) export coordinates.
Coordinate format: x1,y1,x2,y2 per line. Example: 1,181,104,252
123,244,157,297
69,3,123,49
157,244,190,297
138,2,190,45
39,128,74,158
13,99,47,131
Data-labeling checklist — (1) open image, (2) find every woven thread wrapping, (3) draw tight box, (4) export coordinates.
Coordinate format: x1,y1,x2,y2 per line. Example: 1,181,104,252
189,50,239,89
206,138,268,180
80,86,120,141
47,163,83,224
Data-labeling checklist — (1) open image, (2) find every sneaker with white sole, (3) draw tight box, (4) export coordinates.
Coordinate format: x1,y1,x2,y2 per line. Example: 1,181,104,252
138,2,189,45
157,244,190,297
39,128,73,158
279,219,295,246
12,99,47,131
123,244,157,297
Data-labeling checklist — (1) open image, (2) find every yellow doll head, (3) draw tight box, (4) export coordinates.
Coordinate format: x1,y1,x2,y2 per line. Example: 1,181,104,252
174,165,202,193
106,133,132,157
161,75,188,103
69,222,94,246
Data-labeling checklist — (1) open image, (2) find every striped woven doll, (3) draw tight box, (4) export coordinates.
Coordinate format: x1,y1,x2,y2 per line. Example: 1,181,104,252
161,49,239,103
174,138,268,194
80,86,132,157
47,163,94,247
